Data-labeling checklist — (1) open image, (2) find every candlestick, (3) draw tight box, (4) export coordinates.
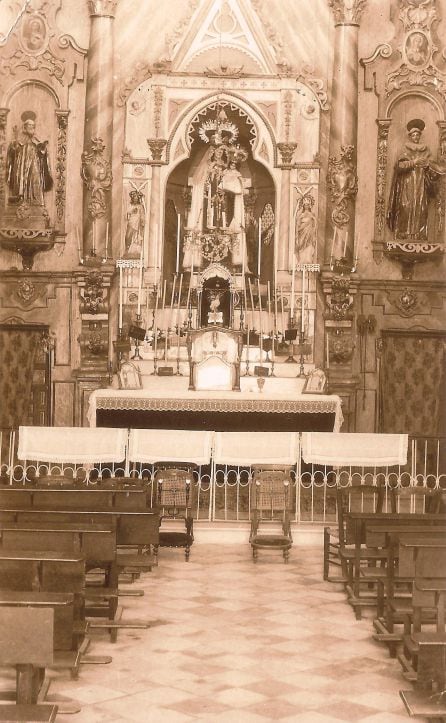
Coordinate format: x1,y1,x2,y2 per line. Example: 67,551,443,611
153,286,159,375
118,265,123,330
176,214,181,273
326,332,330,370
301,266,306,333
257,217,262,277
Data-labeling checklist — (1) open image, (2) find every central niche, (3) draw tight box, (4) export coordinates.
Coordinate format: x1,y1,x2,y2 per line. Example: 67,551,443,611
163,101,275,283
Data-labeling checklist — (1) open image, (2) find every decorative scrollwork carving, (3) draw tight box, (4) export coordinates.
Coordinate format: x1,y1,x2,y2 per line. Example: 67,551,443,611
81,271,106,315
55,111,69,222
326,277,354,321
375,120,391,238
0,49,65,85
386,64,446,100
81,137,112,219
327,145,358,228
328,329,354,364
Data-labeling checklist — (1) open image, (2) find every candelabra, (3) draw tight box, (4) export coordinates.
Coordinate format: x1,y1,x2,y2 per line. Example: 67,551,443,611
294,330,312,378
284,318,298,364
330,255,357,274
131,313,143,360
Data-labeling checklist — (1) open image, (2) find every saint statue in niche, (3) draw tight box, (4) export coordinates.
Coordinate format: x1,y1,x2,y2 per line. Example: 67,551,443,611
184,111,251,270
387,119,446,241
6,111,53,207
124,189,145,257
295,193,317,264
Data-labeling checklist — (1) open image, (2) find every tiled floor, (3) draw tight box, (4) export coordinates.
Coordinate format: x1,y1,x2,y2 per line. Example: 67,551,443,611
4,542,415,722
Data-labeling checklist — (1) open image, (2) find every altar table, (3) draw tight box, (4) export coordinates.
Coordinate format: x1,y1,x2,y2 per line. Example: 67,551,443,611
88,376,343,432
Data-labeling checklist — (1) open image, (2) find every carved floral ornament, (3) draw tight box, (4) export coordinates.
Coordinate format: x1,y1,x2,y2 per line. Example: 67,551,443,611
81,138,112,219
326,277,354,321
327,145,358,228
328,329,354,364
81,271,106,314
328,0,368,25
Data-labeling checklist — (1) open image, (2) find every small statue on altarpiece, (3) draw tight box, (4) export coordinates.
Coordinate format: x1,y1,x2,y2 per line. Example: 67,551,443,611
387,118,446,241
6,111,53,207
295,193,317,264
124,189,145,257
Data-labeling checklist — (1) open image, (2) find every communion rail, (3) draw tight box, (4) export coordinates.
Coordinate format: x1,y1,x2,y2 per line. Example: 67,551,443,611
1,429,445,524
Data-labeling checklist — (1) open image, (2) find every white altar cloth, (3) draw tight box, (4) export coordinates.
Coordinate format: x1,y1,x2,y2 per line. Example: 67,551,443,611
88,375,343,432
301,432,408,467
213,431,299,466
128,429,213,465
18,426,128,463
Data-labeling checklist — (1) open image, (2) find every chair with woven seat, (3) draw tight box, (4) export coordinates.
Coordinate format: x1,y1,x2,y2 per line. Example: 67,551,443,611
390,485,438,514
154,464,196,561
249,469,293,563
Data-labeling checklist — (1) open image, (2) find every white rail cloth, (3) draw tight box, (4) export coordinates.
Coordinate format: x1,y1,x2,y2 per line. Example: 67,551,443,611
301,432,408,467
18,426,128,463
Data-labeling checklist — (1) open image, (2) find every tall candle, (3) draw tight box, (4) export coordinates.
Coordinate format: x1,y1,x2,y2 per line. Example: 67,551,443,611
301,266,306,333
154,223,159,280
186,273,191,310
153,285,159,360
119,265,123,330
176,214,181,273
257,217,262,277
342,229,348,258
76,227,82,263
280,285,285,333
274,283,278,341
176,273,183,330
290,251,296,320
330,226,337,260
137,252,143,315
92,220,96,255
105,222,109,261
267,281,271,334
257,278,263,362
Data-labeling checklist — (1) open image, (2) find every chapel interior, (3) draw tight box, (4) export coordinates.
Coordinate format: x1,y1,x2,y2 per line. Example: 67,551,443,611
0,0,445,721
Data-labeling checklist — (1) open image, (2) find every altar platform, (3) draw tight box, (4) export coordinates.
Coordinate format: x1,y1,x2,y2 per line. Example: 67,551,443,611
88,374,343,432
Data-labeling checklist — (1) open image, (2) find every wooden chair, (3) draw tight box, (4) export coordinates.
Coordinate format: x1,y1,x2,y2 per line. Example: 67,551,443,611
335,484,387,618
154,464,195,561
390,485,439,514
249,470,293,563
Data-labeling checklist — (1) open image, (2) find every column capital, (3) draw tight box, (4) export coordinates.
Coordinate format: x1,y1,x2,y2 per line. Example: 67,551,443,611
328,0,367,26
277,142,297,167
147,139,167,163
87,0,118,18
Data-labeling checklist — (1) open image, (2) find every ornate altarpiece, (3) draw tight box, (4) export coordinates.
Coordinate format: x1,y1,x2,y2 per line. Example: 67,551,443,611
362,0,446,278
116,0,326,337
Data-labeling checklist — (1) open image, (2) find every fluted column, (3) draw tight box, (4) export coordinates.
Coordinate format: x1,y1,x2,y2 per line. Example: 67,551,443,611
147,139,167,274
81,0,117,262
325,0,366,265
277,142,297,272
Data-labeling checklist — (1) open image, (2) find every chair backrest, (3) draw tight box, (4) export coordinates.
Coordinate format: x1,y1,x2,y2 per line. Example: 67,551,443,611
251,470,291,519
336,484,385,545
154,465,195,511
390,486,438,514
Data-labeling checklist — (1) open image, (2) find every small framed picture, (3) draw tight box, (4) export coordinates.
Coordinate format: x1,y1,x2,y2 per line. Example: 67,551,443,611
302,367,327,394
118,361,142,390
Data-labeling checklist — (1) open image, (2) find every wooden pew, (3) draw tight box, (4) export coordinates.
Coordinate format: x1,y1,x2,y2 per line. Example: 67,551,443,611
400,541,446,720
371,528,446,656
0,606,58,721
342,512,446,617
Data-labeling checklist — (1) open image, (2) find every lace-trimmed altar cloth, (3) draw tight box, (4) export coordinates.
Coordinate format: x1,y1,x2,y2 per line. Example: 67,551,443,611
213,431,299,466
18,426,128,463
128,429,213,465
301,432,408,467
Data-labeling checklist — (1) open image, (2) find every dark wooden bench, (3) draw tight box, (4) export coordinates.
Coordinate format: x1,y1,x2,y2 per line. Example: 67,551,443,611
400,541,446,721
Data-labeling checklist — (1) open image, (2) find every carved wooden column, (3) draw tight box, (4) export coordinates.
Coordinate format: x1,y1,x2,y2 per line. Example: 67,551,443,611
147,139,167,273
81,0,117,263
0,109,9,213
277,142,297,272
325,0,366,264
